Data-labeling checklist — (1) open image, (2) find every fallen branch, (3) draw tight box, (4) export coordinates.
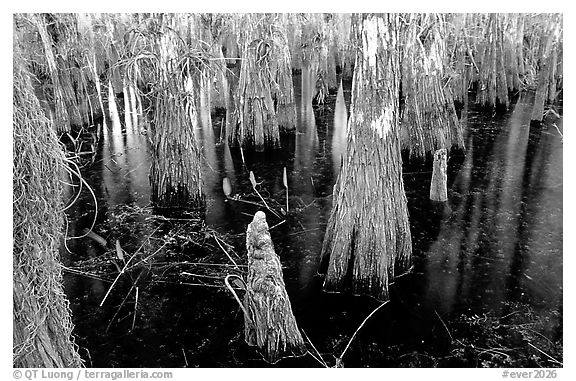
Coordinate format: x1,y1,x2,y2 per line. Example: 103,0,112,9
435,310,454,344
527,342,563,366
99,227,159,307
213,235,239,268
224,274,251,321
338,301,390,365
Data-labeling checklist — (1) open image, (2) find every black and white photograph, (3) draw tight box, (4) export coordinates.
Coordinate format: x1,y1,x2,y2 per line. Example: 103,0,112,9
10,5,565,376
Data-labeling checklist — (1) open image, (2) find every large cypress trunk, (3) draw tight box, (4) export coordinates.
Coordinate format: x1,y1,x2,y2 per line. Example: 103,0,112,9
13,44,82,367
319,14,412,302
149,18,204,210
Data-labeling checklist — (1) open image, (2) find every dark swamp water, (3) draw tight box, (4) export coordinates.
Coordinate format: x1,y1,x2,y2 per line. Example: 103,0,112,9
60,72,563,368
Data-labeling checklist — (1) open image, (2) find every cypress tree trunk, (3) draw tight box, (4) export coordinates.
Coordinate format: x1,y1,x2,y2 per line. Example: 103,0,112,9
531,15,561,123
32,14,70,134
286,14,303,73
13,45,82,368
211,44,229,111
447,13,470,106
149,19,204,210
476,14,509,109
225,13,298,150
505,14,525,93
222,29,242,145
225,60,242,146
197,14,229,112
301,14,331,105
320,14,412,302
332,13,354,79
401,13,464,159
270,20,297,133
32,13,95,133
150,83,204,209
235,37,280,151
322,14,338,91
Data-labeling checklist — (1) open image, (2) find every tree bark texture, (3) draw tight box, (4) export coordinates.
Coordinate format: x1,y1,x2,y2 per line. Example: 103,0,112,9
476,14,509,108
531,15,562,122
13,49,83,367
234,38,280,151
504,14,525,93
401,13,464,159
225,61,241,145
319,14,412,302
270,27,297,133
32,14,71,134
195,14,229,112
301,14,332,105
149,27,204,210
244,212,306,363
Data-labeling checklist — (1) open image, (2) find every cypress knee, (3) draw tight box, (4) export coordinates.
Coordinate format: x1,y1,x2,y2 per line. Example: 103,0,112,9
243,211,306,363
430,148,448,202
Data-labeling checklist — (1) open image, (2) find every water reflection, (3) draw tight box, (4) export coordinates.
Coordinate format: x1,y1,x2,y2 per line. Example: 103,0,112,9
299,65,318,153
331,81,347,176
198,97,226,226
423,94,562,320
61,75,562,367
512,115,563,305
102,89,150,208
284,67,326,301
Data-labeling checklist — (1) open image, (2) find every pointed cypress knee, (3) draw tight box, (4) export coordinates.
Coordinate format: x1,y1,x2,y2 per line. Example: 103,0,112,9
430,148,448,202
243,211,306,363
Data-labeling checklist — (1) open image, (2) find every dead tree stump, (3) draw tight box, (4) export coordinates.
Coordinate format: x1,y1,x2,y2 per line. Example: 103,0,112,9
430,148,448,202
243,211,306,363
